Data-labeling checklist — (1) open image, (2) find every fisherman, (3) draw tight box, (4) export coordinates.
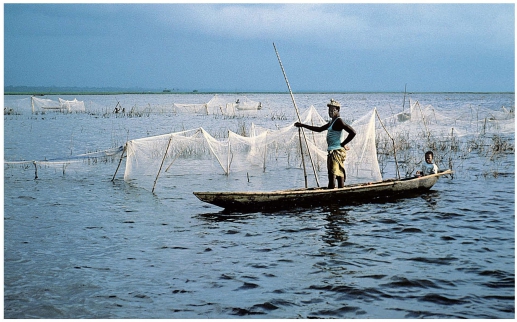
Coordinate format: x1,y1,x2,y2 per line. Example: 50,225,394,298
295,99,356,189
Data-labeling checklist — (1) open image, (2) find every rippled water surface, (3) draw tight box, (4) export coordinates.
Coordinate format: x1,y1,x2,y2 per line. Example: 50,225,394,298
4,93,515,318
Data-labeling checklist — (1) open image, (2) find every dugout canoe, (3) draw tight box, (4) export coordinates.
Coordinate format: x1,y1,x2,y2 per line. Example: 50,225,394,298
193,169,452,212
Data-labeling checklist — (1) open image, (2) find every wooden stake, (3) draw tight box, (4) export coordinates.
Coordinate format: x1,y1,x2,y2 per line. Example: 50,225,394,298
263,132,267,172
111,144,127,182
227,130,231,175
402,83,407,112
152,136,173,193
375,109,400,180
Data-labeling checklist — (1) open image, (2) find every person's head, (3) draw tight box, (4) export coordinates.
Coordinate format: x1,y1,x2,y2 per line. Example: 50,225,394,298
425,151,434,164
327,99,341,118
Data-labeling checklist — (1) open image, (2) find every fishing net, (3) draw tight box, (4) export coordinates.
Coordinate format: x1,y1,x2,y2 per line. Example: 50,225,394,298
377,100,514,139
4,147,123,178
121,106,382,191
234,96,262,111
6,94,263,116
373,99,514,177
172,94,230,115
5,94,513,188
58,98,86,112
30,97,85,112
172,94,261,115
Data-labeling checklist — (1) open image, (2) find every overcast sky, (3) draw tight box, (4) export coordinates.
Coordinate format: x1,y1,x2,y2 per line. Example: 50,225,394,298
4,3,515,92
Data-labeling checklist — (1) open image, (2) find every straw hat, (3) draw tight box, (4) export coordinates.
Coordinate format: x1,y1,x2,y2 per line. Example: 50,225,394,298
327,99,341,109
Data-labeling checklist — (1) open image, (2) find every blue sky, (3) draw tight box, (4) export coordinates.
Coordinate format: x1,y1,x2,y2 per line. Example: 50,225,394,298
4,3,515,92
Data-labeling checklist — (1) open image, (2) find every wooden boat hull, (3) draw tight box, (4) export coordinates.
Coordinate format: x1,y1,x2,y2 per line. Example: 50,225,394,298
193,170,452,212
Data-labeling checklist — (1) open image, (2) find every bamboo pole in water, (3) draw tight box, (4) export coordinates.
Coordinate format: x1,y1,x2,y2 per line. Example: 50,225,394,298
33,161,38,180
227,130,231,175
111,144,127,182
152,136,173,193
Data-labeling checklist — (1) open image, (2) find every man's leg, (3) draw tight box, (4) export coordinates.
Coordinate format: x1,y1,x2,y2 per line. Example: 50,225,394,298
328,173,336,189
336,176,344,188
337,168,346,188
327,156,336,188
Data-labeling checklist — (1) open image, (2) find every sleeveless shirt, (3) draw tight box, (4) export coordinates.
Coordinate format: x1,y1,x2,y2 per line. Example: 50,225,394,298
326,118,343,151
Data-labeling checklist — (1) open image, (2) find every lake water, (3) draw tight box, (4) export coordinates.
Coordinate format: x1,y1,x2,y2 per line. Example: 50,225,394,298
4,93,515,318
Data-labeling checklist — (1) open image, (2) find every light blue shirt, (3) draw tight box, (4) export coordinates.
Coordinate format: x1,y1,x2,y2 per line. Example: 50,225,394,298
326,118,343,151
422,162,438,175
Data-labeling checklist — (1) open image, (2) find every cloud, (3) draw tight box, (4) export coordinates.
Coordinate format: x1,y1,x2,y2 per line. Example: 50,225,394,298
187,4,353,38
154,4,362,43
8,3,512,51
153,3,514,51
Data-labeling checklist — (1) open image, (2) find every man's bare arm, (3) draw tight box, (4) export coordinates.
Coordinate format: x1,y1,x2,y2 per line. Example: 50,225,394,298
294,122,330,133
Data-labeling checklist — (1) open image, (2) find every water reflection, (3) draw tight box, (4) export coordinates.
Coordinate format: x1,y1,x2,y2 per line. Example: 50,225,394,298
420,191,441,209
321,206,350,246
198,205,351,246
196,211,258,222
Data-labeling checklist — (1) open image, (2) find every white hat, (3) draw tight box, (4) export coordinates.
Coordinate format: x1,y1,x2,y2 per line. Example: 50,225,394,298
327,99,341,108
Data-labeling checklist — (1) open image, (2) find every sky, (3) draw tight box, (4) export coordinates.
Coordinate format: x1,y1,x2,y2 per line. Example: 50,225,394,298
3,3,515,92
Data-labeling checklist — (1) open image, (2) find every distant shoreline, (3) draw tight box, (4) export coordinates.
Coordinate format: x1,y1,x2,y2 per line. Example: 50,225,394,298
4,91,515,95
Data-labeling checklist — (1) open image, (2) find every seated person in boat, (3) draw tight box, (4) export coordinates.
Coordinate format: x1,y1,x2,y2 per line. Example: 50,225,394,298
415,150,439,176
295,99,356,189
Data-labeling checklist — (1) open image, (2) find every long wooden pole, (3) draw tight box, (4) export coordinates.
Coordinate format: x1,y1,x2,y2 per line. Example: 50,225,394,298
273,43,320,188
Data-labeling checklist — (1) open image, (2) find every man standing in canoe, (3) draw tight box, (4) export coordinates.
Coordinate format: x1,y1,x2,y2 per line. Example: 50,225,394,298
295,99,356,189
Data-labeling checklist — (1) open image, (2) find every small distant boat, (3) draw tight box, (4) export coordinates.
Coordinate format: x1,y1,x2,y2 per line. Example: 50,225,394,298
193,170,452,212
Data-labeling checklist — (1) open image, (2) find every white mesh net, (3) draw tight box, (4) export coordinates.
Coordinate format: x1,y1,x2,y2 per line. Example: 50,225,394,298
5,94,512,187
58,98,86,112
30,96,85,112
121,107,382,191
373,99,514,177
234,96,262,111
378,99,514,138
172,94,261,115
